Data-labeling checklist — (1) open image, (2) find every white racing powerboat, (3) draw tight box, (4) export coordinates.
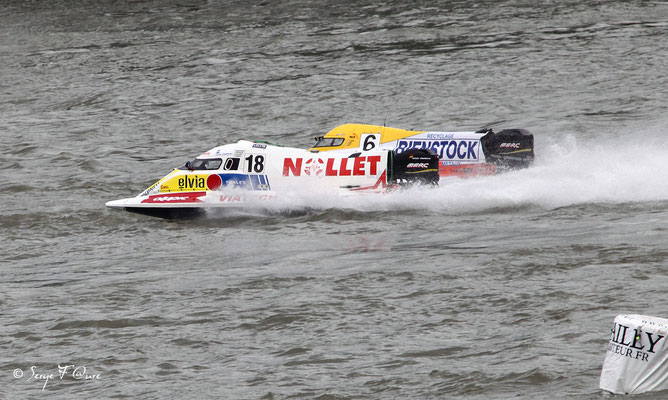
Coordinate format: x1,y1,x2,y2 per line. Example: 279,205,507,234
106,123,534,218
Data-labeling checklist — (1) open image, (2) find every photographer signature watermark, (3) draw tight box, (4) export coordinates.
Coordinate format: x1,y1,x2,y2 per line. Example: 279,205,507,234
12,365,101,391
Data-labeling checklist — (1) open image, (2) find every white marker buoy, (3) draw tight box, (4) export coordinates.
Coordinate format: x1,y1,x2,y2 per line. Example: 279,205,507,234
600,314,668,394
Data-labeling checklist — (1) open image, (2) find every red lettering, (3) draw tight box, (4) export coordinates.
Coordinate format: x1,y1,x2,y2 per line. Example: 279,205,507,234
353,157,365,175
326,158,338,176
340,158,352,176
367,155,381,175
220,195,243,202
349,170,387,192
285,156,383,177
283,158,302,176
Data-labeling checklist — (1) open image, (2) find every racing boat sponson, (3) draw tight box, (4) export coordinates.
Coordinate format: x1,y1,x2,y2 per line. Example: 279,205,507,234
106,124,534,218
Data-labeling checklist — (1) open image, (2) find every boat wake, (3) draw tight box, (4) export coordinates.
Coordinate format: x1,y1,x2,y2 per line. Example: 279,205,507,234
205,127,668,217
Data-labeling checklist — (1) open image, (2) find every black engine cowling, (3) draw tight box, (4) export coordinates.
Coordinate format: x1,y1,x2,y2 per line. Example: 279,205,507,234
480,128,534,169
389,148,440,186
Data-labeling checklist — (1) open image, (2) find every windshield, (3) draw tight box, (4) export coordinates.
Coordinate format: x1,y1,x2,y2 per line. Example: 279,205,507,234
180,158,222,170
312,137,345,148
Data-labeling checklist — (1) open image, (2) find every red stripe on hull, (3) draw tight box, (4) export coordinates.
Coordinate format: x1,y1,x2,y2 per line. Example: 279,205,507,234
142,192,207,204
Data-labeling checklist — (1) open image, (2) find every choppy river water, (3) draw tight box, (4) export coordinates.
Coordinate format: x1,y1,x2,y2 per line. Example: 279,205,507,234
2,0,668,398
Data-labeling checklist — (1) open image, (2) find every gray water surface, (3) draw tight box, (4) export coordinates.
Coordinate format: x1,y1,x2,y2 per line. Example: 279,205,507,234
2,1,668,398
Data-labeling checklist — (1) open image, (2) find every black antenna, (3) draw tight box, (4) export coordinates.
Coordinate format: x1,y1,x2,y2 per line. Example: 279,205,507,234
383,116,387,127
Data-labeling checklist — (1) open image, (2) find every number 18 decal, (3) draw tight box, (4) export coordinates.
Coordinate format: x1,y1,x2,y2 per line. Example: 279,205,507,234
245,154,265,173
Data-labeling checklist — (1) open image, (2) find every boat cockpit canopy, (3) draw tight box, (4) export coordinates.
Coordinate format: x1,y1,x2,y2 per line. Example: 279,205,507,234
179,158,222,171
312,137,345,148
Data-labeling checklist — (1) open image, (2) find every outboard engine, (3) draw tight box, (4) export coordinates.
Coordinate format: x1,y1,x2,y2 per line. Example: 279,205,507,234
480,128,534,169
389,148,440,186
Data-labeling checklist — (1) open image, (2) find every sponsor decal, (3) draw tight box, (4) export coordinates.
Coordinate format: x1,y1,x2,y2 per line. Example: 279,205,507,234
606,321,665,362
219,195,243,203
425,133,455,140
304,158,325,176
142,192,206,204
152,196,189,202
252,143,267,149
159,174,201,192
248,174,271,190
159,173,270,192
218,193,277,202
140,181,160,196
441,160,462,166
439,163,496,177
499,142,521,149
408,154,433,161
395,140,479,160
406,163,430,169
178,175,207,190
207,174,222,190
282,156,382,177
217,174,271,191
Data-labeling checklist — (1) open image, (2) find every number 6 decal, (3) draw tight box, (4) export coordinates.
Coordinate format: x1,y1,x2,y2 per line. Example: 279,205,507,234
361,134,379,151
